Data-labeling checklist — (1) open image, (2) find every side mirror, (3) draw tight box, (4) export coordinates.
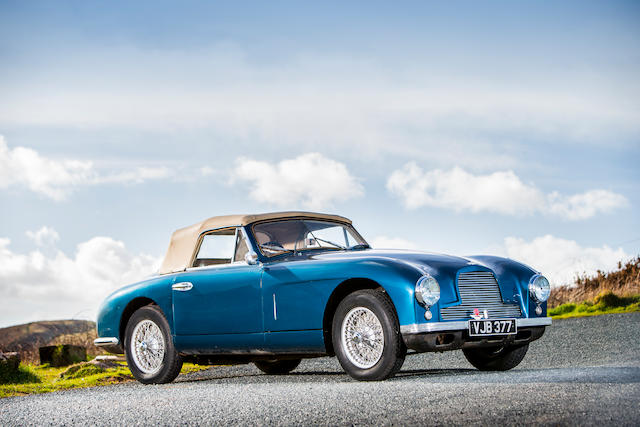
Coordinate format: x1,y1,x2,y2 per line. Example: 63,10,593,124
245,251,259,265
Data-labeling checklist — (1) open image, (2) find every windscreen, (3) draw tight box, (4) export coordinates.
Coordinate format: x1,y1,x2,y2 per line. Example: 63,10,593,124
252,219,367,256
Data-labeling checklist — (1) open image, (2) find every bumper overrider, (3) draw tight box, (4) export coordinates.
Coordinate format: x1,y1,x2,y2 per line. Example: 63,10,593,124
400,317,552,352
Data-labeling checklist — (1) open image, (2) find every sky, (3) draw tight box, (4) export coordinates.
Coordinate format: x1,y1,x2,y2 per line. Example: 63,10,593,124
0,1,639,327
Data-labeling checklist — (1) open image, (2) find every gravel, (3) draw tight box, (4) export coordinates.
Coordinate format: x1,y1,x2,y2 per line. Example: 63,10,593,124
2,313,639,426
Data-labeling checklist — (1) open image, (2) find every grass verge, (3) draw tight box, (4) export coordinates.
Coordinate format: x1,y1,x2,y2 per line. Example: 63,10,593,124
550,291,640,319
0,361,208,398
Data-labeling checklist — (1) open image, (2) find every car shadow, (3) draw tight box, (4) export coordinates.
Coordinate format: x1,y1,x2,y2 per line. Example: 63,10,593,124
174,366,477,384
173,365,640,385
393,368,477,379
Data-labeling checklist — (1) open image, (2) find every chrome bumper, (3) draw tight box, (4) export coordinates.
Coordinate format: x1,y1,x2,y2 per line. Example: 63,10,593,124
400,317,552,334
94,337,119,347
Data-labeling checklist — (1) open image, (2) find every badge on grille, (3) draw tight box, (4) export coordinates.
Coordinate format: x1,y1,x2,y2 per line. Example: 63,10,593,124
471,308,489,320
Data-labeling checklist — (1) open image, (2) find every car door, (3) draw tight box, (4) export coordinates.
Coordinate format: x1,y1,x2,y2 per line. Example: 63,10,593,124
172,227,263,350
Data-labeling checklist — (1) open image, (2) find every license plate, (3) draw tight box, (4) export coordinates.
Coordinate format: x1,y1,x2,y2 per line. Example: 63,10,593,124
468,318,517,336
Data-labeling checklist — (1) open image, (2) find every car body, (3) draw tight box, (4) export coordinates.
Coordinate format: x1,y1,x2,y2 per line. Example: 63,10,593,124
95,211,551,382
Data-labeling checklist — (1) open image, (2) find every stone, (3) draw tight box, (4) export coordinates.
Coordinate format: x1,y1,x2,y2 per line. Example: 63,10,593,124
39,345,87,367
0,351,20,370
0,351,21,381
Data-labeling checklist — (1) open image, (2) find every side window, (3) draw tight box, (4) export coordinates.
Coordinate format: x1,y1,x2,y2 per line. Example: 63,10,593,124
193,229,236,267
233,230,250,262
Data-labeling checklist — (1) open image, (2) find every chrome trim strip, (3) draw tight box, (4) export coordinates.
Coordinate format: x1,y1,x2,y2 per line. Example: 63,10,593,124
94,337,119,347
400,317,552,334
518,317,552,327
273,293,278,320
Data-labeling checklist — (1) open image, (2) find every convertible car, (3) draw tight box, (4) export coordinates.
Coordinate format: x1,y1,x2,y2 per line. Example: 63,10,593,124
95,211,551,383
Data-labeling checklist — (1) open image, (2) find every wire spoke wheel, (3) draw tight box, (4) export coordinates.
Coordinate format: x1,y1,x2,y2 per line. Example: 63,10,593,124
130,319,165,375
341,307,385,369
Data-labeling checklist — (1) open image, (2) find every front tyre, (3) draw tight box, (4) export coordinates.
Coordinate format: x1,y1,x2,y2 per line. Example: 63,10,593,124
254,359,301,375
125,305,183,384
332,289,406,381
463,343,529,371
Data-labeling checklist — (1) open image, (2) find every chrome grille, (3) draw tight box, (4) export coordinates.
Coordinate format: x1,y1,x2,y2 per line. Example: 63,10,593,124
440,271,522,320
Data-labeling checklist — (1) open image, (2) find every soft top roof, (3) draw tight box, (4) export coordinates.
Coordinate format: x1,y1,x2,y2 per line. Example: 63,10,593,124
158,211,352,274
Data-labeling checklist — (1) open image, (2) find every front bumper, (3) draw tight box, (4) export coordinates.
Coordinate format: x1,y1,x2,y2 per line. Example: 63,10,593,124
94,337,123,354
401,317,551,353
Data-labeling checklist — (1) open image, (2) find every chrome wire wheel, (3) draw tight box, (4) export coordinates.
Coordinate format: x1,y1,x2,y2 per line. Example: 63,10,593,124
130,319,165,375
340,306,385,369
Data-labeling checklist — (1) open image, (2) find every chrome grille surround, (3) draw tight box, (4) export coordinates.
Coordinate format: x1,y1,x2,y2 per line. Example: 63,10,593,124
440,271,522,321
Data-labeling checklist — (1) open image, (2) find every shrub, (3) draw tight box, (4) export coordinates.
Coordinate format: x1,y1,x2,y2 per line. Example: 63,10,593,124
594,291,624,308
549,303,576,316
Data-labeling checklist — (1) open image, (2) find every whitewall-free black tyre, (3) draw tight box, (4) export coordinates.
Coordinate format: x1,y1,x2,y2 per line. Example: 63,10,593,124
124,305,183,384
332,289,406,381
463,343,529,371
254,359,301,375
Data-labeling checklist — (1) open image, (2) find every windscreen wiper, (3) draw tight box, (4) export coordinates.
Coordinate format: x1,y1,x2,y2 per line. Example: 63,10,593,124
259,244,291,254
312,236,346,249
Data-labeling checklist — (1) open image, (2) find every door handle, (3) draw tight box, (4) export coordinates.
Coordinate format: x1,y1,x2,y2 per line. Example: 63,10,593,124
172,282,193,291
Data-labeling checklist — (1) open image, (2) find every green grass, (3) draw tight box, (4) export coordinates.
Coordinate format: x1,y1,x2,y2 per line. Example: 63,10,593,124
0,361,208,398
550,292,640,319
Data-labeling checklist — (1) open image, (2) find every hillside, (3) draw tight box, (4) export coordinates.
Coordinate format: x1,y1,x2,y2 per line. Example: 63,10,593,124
0,320,103,363
549,257,640,307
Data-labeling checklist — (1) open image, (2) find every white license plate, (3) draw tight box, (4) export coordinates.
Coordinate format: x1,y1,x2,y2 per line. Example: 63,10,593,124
468,318,517,336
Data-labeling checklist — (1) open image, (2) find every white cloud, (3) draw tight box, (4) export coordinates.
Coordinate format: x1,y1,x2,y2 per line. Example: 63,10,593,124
546,190,629,221
502,235,630,287
0,136,174,200
0,135,94,200
370,236,420,250
26,226,60,247
387,163,627,220
232,153,364,209
95,166,173,184
0,230,161,327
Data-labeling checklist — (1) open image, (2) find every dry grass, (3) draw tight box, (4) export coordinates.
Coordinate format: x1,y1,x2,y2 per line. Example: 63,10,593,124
548,257,640,308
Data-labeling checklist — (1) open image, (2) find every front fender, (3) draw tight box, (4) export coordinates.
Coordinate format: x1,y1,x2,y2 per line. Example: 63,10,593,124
331,258,425,327
96,275,176,344
264,255,424,328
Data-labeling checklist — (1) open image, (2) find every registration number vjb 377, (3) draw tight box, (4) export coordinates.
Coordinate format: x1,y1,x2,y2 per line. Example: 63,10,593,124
468,319,517,337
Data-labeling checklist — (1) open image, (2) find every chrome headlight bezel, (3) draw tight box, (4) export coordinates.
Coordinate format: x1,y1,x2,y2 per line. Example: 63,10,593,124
529,274,550,303
415,274,440,307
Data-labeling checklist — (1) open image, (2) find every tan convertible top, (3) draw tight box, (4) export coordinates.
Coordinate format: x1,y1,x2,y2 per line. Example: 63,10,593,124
158,211,352,274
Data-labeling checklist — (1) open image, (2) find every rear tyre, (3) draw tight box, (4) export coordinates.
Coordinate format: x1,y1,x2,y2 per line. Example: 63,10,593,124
463,343,529,371
332,289,406,381
254,359,301,375
125,305,183,384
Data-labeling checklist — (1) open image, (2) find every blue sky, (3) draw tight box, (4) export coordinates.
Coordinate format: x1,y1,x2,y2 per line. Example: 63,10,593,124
0,1,638,327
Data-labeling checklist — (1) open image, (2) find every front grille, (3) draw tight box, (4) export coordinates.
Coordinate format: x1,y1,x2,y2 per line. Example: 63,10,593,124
440,271,522,320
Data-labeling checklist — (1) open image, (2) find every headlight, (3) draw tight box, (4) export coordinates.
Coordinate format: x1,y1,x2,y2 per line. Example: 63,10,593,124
415,274,440,307
529,274,550,303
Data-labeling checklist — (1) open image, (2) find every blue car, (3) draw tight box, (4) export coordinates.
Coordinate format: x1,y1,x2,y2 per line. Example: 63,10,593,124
94,211,551,383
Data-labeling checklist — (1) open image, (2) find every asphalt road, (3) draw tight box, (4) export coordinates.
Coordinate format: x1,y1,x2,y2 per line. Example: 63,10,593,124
2,313,639,426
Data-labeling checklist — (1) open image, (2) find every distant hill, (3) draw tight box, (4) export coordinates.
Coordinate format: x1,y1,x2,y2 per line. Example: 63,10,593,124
549,257,640,307
0,320,104,363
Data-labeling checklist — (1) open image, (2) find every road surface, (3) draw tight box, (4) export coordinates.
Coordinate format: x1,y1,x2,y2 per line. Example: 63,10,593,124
2,313,639,425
